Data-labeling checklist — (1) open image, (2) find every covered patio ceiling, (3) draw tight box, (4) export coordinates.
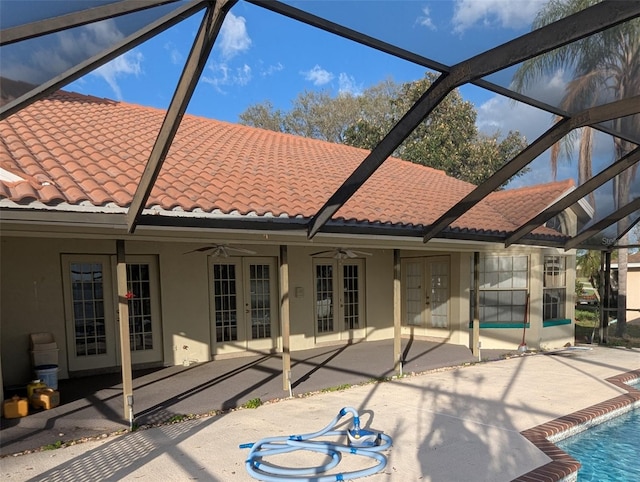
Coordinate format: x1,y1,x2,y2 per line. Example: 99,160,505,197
1,0,639,251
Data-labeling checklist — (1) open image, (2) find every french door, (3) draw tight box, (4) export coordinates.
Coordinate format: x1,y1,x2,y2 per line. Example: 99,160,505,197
402,256,450,331
209,257,278,355
314,259,366,342
62,255,163,371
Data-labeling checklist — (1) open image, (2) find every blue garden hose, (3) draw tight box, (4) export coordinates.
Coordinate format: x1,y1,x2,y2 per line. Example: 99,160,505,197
240,406,393,481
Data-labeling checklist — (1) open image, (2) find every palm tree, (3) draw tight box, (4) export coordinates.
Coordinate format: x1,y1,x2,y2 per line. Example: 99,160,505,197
513,0,640,338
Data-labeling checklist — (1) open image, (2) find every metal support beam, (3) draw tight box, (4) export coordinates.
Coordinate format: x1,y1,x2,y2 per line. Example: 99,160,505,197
505,147,640,247
393,249,402,376
422,96,640,243
608,214,640,248
279,245,292,393
126,1,236,233
472,252,480,359
305,1,640,239
0,0,180,46
602,251,612,343
250,0,640,146
564,197,640,250
116,239,134,421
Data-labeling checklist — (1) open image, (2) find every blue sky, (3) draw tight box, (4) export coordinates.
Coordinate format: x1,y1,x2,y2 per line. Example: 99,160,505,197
61,0,635,227
68,0,545,124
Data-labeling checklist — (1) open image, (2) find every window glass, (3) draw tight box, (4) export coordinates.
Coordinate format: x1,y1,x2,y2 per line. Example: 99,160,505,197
543,256,567,320
475,255,529,324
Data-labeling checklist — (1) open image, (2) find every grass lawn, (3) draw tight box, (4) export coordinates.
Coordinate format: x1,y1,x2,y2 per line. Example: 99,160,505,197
575,308,640,348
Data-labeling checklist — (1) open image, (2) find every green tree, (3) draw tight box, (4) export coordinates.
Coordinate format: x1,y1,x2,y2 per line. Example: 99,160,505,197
513,0,639,337
240,73,528,185
239,100,285,133
240,89,366,143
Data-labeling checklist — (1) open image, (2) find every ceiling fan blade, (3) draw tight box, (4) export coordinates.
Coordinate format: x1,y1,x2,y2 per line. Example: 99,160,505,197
185,244,257,256
184,245,216,254
226,246,257,255
350,250,372,256
311,250,333,257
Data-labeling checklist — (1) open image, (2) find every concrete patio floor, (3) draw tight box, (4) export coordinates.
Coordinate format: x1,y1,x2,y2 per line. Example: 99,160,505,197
1,342,639,481
1,339,508,457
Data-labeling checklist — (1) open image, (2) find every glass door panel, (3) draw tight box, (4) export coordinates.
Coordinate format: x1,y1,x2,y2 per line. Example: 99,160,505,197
402,256,450,332
245,258,278,352
211,262,243,352
430,260,449,328
343,263,360,330
124,257,162,365
314,259,365,342
404,260,424,325
63,256,117,371
315,263,334,334
210,257,277,355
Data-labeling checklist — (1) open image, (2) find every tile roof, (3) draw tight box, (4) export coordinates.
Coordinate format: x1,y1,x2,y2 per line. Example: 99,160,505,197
483,180,575,226
0,91,573,238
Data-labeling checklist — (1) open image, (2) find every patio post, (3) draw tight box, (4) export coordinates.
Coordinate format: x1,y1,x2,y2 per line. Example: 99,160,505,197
393,249,402,375
472,252,480,359
279,245,291,392
116,239,134,422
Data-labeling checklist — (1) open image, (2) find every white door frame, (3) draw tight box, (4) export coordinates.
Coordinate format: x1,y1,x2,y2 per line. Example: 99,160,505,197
313,258,366,343
401,256,450,336
62,254,163,372
62,255,118,371
209,257,278,356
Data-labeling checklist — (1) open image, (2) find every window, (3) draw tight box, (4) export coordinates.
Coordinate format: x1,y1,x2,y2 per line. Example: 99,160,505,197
543,256,566,320
477,255,528,324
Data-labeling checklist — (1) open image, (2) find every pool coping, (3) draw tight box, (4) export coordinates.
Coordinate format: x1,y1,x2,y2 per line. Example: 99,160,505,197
514,368,640,482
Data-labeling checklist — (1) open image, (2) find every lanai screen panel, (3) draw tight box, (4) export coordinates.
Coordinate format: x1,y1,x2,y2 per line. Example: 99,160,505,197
0,0,638,248
0,0,197,110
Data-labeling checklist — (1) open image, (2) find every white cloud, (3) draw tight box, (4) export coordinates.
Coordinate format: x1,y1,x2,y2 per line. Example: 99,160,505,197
418,7,436,30
478,71,620,195
477,67,568,140
452,0,544,33
92,50,143,100
218,12,251,60
301,65,334,86
202,62,252,93
338,73,362,96
260,62,284,77
164,41,183,65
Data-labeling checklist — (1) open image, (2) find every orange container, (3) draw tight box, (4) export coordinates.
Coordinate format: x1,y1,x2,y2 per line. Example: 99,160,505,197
27,379,46,402
31,388,60,410
3,396,29,418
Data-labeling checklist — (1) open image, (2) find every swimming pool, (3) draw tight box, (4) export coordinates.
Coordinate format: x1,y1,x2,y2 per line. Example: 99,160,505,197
556,404,639,481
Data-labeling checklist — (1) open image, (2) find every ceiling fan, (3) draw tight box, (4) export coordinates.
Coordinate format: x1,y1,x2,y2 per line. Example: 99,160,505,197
184,244,257,257
310,248,373,259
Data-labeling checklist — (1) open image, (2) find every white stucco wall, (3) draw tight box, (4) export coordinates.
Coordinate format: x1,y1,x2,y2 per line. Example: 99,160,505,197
0,231,576,388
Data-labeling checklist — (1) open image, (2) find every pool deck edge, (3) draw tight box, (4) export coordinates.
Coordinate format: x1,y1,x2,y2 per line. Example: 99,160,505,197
514,369,640,482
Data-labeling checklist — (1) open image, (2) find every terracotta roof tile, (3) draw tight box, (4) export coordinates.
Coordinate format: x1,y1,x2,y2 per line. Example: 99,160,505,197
0,91,574,238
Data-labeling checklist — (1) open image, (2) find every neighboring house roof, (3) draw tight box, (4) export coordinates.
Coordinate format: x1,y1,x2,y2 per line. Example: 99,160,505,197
615,252,640,269
0,91,572,240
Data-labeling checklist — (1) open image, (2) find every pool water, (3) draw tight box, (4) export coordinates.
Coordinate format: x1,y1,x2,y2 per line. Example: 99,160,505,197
556,408,639,481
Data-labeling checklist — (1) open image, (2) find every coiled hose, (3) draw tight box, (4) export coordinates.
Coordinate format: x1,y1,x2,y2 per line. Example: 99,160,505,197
240,406,393,481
